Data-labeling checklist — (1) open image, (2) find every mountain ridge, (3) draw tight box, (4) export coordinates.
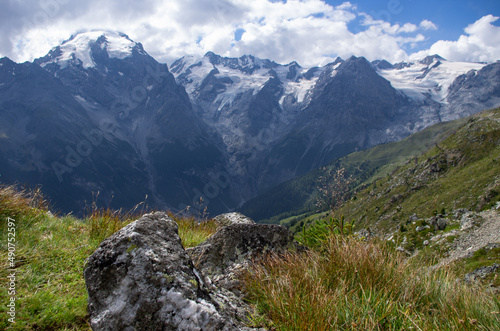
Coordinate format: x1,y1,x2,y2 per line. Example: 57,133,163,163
1,30,499,215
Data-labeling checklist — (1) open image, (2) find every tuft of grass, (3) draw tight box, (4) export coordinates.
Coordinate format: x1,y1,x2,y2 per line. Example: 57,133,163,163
0,184,49,227
171,214,218,248
243,236,500,330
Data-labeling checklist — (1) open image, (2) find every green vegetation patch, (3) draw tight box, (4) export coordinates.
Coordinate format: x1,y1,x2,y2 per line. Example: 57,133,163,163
452,246,500,287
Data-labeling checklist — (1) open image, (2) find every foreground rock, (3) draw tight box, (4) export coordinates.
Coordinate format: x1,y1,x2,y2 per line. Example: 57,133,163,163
85,212,299,330
189,224,301,291
84,212,238,330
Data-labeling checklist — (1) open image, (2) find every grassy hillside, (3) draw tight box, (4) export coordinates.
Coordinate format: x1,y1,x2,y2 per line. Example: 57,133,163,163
243,235,500,330
240,116,468,222
335,107,500,233
255,108,500,232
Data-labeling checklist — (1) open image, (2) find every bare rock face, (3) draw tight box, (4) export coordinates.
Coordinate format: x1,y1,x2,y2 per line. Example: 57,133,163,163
84,212,238,330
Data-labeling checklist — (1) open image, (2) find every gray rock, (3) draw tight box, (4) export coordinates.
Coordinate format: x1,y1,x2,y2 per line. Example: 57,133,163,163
430,234,442,242
436,217,448,230
213,212,255,228
84,212,239,331
416,225,430,232
453,208,469,219
460,212,480,231
464,264,499,283
188,223,302,293
423,240,430,246
409,213,419,221
190,223,300,327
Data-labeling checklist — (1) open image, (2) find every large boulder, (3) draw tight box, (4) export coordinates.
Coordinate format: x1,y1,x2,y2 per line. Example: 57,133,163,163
188,223,302,293
84,212,239,330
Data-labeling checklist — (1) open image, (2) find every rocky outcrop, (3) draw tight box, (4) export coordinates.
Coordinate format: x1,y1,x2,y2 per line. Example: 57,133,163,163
464,263,499,284
84,212,299,330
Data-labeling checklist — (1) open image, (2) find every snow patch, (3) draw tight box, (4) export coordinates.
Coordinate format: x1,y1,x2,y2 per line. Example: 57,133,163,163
379,58,486,102
43,31,136,69
283,78,317,103
173,55,322,109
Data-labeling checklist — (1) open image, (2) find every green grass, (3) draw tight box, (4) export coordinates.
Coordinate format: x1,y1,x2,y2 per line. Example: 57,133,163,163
0,184,218,330
243,235,500,330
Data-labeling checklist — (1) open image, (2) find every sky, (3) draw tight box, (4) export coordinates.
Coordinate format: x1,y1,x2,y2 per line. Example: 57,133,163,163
1,0,499,68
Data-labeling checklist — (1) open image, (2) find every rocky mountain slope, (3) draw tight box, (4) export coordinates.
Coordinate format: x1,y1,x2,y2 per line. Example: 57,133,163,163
260,107,500,236
1,31,234,214
172,51,500,201
1,30,499,215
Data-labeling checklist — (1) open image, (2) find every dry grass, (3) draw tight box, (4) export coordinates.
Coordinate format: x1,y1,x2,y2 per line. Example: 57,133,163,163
0,184,49,227
172,215,218,248
243,236,500,330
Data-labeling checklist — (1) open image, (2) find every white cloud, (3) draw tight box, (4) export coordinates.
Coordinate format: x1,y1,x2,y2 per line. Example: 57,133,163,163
419,19,438,31
0,1,498,67
411,15,500,63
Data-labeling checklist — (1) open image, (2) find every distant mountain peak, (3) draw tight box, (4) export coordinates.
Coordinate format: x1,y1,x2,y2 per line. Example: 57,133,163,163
35,30,145,69
419,54,446,65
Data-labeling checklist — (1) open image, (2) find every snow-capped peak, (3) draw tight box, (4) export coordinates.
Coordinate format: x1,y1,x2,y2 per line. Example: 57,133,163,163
39,31,140,69
377,54,486,102
171,52,324,109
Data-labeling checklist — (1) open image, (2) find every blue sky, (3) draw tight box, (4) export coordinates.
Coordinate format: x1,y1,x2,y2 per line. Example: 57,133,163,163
1,0,499,67
338,0,500,51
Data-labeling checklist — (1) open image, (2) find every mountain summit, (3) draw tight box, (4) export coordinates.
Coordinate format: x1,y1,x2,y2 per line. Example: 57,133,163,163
35,31,146,69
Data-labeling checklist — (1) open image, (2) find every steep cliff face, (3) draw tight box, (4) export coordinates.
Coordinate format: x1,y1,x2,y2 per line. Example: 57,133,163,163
445,61,500,119
170,52,323,200
258,56,411,189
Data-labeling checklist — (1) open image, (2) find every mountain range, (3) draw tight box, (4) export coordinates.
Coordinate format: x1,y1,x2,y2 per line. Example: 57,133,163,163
0,31,499,215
